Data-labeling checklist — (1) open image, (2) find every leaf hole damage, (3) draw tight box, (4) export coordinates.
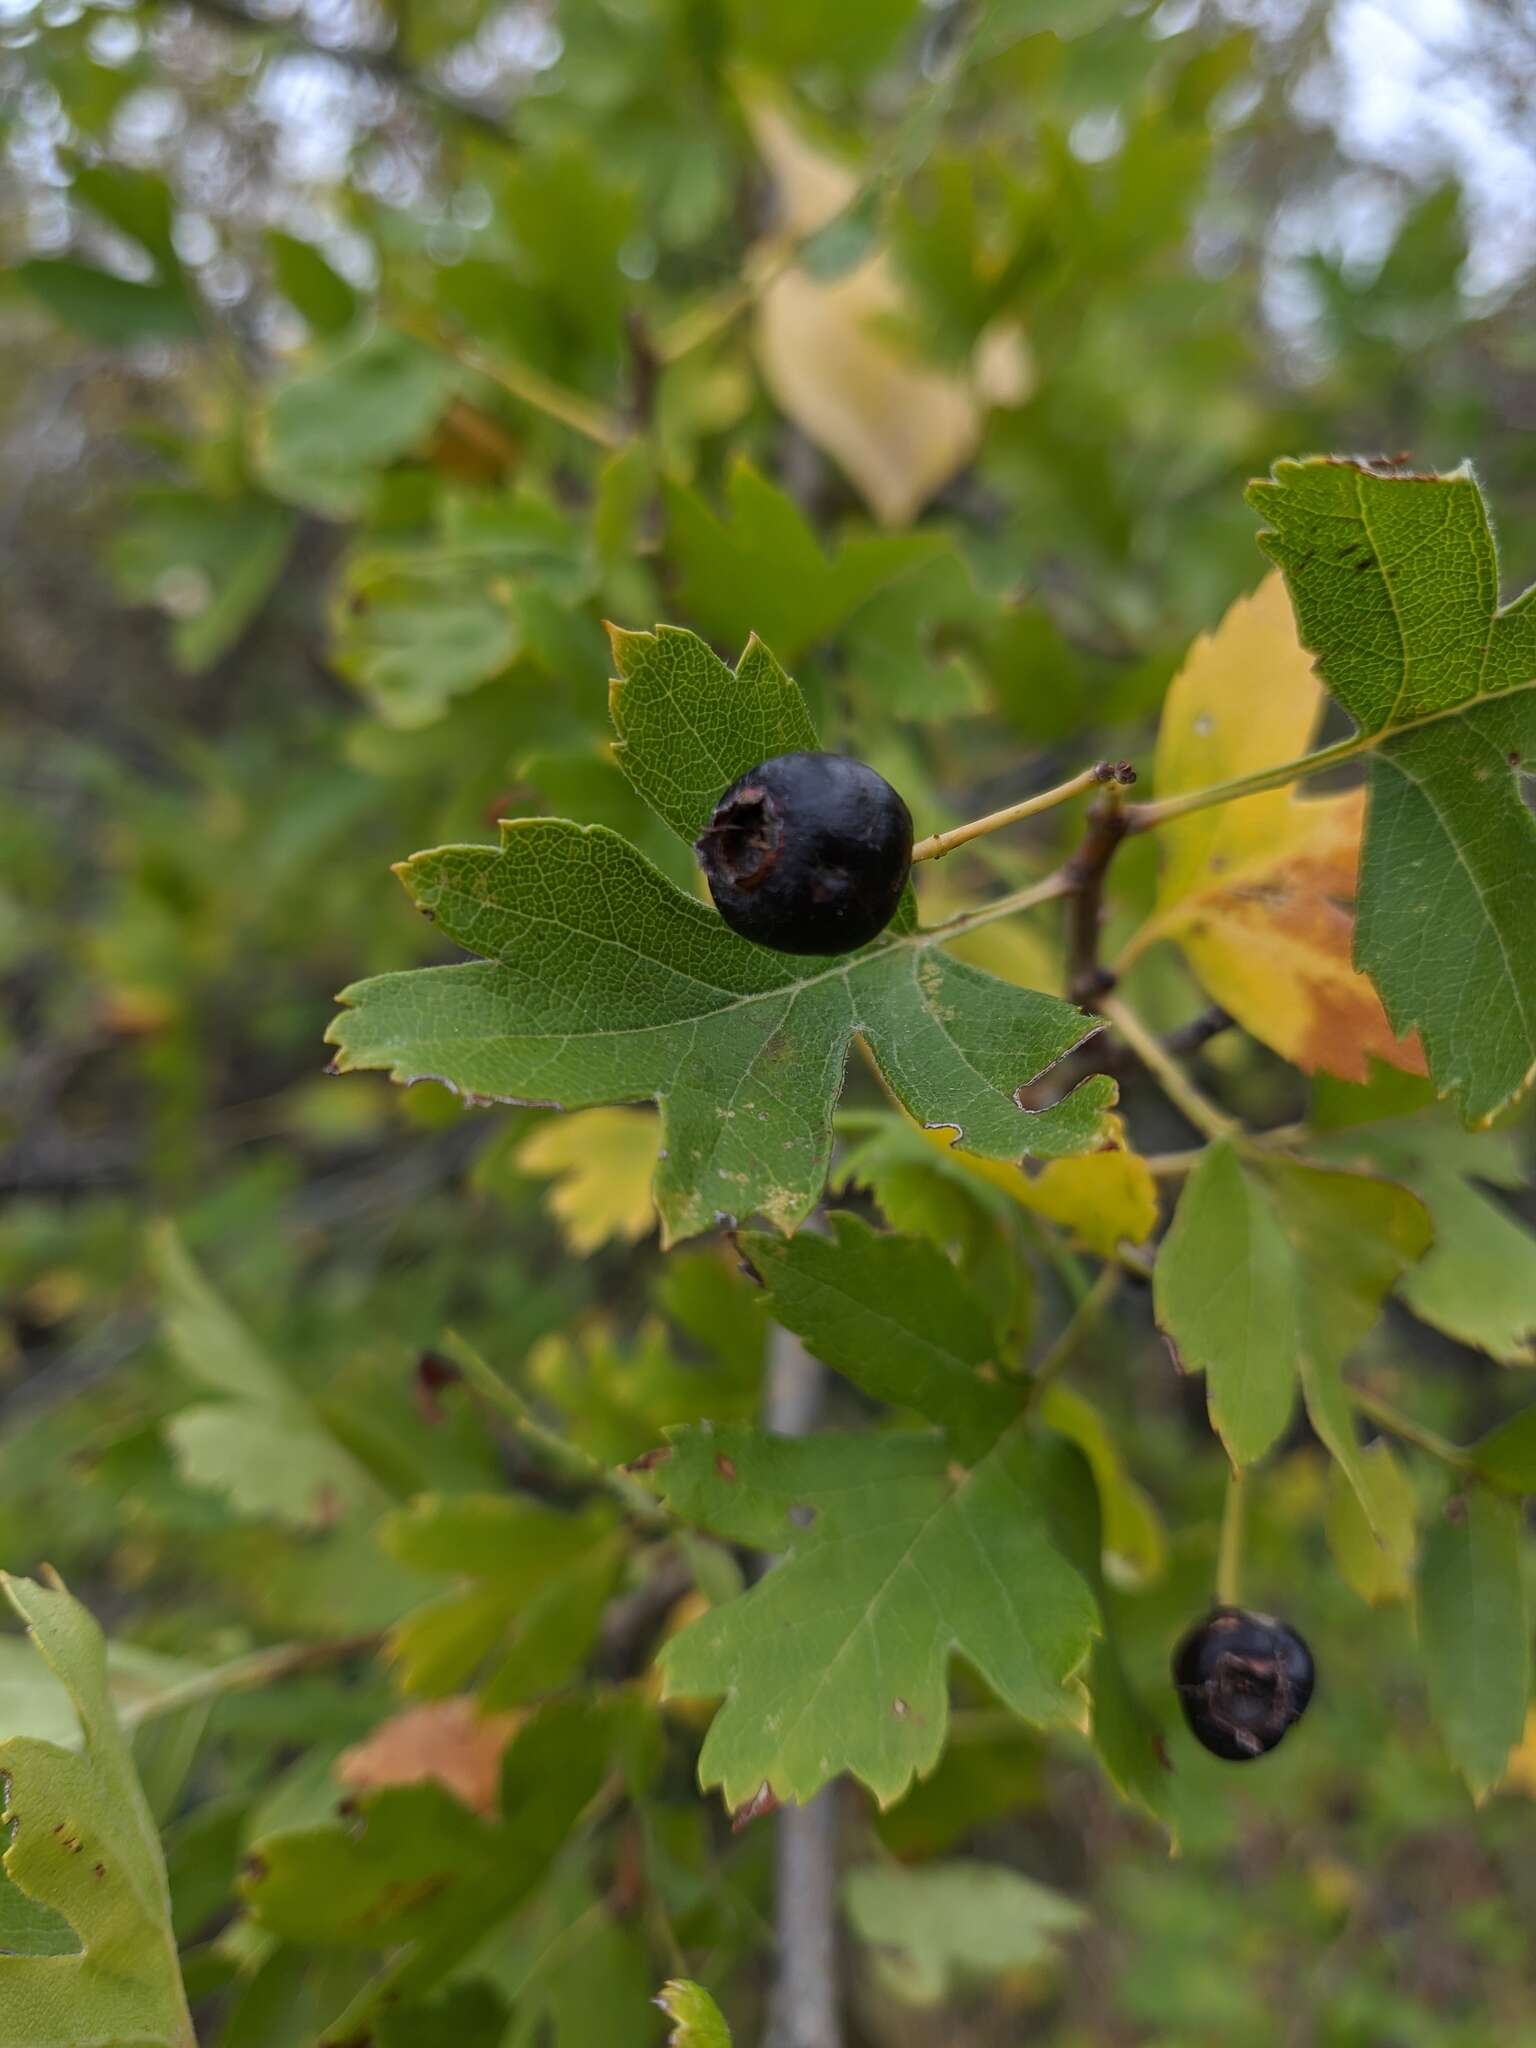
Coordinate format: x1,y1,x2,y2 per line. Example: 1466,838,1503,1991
714,1452,739,1482
787,1502,816,1528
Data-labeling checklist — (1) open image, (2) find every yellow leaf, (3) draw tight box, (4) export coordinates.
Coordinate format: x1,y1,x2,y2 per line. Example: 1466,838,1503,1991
746,100,1031,528
515,1108,660,1255
923,1113,1158,1257
1128,573,1425,1084
1504,1707,1536,1798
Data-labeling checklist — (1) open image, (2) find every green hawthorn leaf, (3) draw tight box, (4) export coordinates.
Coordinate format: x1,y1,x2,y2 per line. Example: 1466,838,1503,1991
378,1494,624,1705
151,1223,384,1529
257,326,457,516
1470,1409,1536,1493
527,1317,759,1467
70,162,180,270
832,1110,1029,1336
331,625,1111,1237
1153,1142,1298,1466
331,491,588,727
1249,459,1536,1122
265,229,359,336
332,553,517,727
1154,1142,1430,1468
653,1422,1097,1808
247,1781,498,1948
1033,1432,1177,1833
16,257,200,342
0,1634,203,1750
0,1574,197,2047
737,1213,1012,1448
501,1867,653,2043
1315,1118,1536,1365
607,622,931,932
244,1698,613,2028
656,1979,732,2046
377,1983,509,2048
842,551,990,720
1265,1155,1432,1516
843,1860,1085,2005
662,462,946,663
1038,1385,1166,1587
108,487,294,673
1417,1486,1530,1800
607,622,820,847
1325,1442,1416,1606
327,819,1113,1244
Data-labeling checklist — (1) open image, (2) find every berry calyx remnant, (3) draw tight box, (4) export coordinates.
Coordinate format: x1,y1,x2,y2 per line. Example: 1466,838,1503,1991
695,752,913,956
1172,1605,1315,1762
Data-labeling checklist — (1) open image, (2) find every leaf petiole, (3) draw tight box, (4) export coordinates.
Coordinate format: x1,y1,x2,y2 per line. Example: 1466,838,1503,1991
1126,668,1536,833
444,1330,671,1529
1348,1386,1475,1478
1027,1263,1119,1409
1098,994,1239,1144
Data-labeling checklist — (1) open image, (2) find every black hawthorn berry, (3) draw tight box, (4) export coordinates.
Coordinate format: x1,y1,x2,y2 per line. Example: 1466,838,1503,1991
1172,1605,1315,1762
695,752,913,956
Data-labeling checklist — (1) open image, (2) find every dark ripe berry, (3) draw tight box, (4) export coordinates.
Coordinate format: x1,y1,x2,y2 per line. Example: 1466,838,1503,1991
1172,1605,1315,1762
695,752,913,956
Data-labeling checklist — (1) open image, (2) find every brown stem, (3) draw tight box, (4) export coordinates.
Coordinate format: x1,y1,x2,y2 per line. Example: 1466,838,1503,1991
624,309,660,434
1165,1006,1233,1059
1062,779,1134,1009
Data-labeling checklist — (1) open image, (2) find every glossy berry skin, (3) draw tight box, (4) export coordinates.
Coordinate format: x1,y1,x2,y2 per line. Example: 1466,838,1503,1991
1173,1605,1315,1762
695,752,913,956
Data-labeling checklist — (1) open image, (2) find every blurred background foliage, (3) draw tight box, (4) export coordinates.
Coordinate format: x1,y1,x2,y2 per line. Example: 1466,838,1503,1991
4,0,1536,2040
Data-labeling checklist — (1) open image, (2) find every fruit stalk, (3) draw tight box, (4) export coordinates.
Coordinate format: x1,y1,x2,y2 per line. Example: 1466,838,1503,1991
910,759,1134,865
1216,1465,1246,1607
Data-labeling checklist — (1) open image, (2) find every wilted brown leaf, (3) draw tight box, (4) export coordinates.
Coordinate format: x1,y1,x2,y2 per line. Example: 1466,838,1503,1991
335,1696,522,1818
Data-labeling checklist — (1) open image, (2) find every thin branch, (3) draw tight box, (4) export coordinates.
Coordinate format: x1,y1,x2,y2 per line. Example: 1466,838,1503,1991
911,762,1131,866
1062,780,1135,1007
120,1632,380,1730
443,1330,670,1530
172,0,519,147
1144,1120,1311,1178
1098,995,1239,1144
394,308,627,448
1166,1006,1234,1060
1027,1263,1119,1410
1348,1386,1475,1477
1144,1147,1207,1179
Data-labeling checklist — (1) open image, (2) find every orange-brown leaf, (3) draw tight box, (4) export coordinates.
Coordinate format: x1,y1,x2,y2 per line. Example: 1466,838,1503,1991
1129,574,1425,1083
335,1696,522,1818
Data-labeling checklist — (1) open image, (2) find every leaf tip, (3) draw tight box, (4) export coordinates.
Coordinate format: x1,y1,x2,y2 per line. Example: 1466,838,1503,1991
604,619,652,675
